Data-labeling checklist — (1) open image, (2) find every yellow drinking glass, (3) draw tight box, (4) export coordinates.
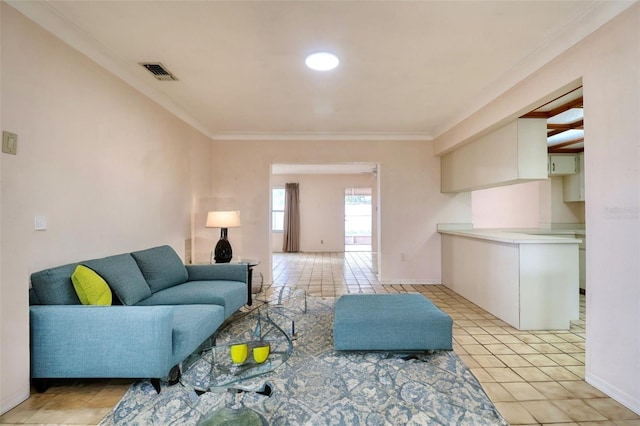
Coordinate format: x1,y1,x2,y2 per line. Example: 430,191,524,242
230,343,248,364
253,344,270,364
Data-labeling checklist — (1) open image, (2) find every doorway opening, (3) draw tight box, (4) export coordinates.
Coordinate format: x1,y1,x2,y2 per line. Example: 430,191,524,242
344,187,372,252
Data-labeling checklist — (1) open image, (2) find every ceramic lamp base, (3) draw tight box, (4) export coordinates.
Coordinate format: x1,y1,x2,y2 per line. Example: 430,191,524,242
214,238,232,263
214,228,233,263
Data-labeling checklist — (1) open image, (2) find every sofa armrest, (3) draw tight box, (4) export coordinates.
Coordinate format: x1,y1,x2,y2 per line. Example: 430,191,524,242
30,305,175,379
185,263,248,283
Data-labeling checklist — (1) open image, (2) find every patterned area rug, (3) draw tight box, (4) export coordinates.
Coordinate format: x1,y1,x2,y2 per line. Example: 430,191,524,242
100,296,508,425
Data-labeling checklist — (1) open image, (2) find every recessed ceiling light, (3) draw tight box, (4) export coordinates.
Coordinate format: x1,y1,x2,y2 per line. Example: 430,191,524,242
305,52,339,71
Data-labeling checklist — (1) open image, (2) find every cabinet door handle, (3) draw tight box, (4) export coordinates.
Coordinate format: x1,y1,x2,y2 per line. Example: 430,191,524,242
552,163,556,172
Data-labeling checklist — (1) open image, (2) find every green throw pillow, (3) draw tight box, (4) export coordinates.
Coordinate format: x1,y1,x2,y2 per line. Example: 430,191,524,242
71,265,112,306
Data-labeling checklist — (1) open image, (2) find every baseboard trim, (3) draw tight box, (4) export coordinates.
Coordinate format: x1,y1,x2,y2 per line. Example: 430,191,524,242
1,388,30,416
585,372,640,415
379,279,441,285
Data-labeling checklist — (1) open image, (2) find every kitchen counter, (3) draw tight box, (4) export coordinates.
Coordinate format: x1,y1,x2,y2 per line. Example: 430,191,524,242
438,224,581,330
437,227,583,244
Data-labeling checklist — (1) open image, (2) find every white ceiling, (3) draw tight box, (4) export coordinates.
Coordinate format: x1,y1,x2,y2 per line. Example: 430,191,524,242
8,1,636,141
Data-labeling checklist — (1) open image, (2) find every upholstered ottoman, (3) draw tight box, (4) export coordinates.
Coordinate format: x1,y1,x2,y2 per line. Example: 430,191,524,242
333,294,453,351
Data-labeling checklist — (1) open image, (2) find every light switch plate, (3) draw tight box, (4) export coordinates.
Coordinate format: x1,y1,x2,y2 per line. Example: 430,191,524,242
34,216,47,231
2,131,18,155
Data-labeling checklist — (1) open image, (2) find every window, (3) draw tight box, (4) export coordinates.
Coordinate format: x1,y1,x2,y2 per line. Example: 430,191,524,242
272,187,285,231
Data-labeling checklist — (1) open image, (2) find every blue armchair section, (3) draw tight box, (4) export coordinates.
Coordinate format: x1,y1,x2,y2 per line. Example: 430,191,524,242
29,245,248,392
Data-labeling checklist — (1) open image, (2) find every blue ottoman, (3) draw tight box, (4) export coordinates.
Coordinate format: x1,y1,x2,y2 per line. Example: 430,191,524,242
333,294,453,351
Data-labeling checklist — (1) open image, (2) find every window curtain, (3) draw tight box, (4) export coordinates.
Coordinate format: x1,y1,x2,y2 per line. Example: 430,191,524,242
282,183,300,253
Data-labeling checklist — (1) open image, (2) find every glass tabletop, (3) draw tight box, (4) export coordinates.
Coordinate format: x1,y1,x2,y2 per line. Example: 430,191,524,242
181,288,307,391
206,308,293,388
258,287,307,339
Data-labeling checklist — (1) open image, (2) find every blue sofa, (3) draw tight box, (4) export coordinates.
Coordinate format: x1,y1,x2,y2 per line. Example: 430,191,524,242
28,245,248,392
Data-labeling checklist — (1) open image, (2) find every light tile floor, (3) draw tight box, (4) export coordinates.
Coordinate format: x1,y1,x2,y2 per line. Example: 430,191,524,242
270,252,640,426
2,251,639,425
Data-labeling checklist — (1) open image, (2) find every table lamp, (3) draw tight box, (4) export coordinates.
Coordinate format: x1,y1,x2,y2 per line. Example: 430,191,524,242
206,211,241,263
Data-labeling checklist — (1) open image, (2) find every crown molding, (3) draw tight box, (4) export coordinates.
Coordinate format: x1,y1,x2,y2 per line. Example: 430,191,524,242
210,132,433,141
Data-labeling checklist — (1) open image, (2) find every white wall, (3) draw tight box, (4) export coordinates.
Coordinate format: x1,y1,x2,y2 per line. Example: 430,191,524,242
205,139,470,284
0,4,212,413
271,173,375,252
435,4,640,413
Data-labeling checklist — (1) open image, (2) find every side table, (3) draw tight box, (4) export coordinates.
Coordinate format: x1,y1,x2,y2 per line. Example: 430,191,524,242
236,259,259,306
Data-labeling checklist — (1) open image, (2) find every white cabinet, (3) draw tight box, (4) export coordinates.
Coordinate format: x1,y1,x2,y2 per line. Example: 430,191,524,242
579,246,586,291
563,153,585,202
441,118,548,193
548,154,577,176
441,232,580,330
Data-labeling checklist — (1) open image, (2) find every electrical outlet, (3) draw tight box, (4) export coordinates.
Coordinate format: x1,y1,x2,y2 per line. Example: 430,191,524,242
2,131,18,155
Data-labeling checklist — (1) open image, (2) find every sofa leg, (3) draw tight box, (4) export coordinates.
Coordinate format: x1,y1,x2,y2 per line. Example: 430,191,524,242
168,365,181,386
33,378,49,393
150,378,161,394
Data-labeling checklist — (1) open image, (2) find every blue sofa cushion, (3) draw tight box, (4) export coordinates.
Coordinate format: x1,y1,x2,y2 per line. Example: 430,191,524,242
186,264,248,283
31,263,81,305
29,288,41,305
84,254,151,305
135,280,247,318
131,245,188,293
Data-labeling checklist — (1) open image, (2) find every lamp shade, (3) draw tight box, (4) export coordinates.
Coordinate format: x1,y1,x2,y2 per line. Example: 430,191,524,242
206,211,241,228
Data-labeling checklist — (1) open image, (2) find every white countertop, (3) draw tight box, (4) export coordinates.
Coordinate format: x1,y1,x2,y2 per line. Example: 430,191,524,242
438,227,583,245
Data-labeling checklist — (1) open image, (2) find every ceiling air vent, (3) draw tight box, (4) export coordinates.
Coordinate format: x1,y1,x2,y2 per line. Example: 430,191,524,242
139,62,179,81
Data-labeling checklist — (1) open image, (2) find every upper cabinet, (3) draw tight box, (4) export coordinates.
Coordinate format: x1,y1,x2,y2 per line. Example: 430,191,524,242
440,118,548,193
548,154,577,176
563,153,585,202
439,87,585,195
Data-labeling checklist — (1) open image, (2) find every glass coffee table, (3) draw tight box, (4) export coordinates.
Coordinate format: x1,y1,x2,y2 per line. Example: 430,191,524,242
184,289,308,425
181,287,306,391
256,286,307,339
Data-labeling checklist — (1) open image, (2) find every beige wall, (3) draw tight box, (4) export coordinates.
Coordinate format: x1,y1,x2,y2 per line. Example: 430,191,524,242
0,0,4,413
0,4,212,412
472,178,584,228
205,139,470,284
435,4,640,413
472,181,541,228
538,177,585,226
271,173,376,253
